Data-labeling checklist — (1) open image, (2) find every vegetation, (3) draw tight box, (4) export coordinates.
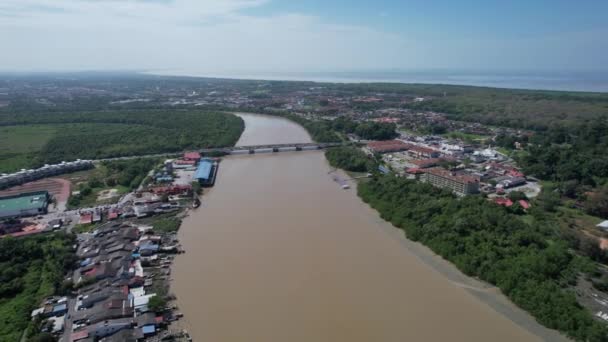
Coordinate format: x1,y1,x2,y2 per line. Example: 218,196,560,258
0,234,76,341
358,176,608,341
152,216,182,234
0,110,244,172
147,294,167,313
325,146,375,173
68,158,159,208
330,117,398,140
516,119,608,218
399,85,608,130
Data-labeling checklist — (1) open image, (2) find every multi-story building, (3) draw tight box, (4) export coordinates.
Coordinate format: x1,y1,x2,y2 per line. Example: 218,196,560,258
421,168,480,196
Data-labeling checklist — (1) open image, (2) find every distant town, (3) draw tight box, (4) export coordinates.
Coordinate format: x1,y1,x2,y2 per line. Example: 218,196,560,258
1,74,608,341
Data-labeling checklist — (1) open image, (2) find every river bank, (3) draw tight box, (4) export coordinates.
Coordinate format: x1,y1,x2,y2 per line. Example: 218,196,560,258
168,113,566,341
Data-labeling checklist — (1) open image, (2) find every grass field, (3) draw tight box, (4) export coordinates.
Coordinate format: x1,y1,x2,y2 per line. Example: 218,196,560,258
0,125,58,155
442,131,489,143
0,110,244,173
0,125,59,173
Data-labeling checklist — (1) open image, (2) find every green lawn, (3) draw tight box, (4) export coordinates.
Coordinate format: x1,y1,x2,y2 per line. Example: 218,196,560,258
0,125,59,172
443,131,489,142
0,125,58,155
0,110,244,173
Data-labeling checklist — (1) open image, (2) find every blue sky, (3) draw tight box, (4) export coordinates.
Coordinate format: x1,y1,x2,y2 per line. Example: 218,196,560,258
246,0,608,38
0,0,606,73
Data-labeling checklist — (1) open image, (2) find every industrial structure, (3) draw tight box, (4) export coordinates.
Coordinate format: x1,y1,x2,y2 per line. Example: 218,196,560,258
0,191,50,220
194,159,217,186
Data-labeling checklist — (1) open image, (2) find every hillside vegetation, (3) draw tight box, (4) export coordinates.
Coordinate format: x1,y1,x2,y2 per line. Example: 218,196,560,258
0,234,76,341
0,110,244,172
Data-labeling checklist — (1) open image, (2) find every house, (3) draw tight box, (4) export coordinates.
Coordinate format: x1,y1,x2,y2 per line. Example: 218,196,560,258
407,145,440,159
88,318,134,339
367,140,409,153
183,151,201,162
494,197,514,207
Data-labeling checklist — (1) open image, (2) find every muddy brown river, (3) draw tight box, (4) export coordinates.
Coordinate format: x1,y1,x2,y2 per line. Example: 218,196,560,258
171,113,553,341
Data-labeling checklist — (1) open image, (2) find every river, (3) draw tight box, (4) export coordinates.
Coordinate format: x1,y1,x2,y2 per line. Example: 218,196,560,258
171,113,562,341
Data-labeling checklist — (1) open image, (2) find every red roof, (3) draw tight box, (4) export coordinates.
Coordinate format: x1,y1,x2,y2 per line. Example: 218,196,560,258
79,213,92,225
367,140,409,153
408,145,437,155
519,200,531,209
494,197,514,207
412,158,441,168
509,169,525,178
71,330,89,341
406,168,425,174
183,152,201,160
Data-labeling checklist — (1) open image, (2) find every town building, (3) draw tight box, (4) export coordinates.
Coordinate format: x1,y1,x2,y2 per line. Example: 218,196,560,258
0,160,93,189
367,140,410,153
421,168,480,195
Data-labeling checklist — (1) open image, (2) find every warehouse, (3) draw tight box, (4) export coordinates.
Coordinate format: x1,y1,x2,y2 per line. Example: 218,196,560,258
194,159,216,186
0,191,50,220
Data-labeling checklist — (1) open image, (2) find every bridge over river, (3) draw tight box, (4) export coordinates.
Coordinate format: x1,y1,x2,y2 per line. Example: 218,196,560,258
200,142,345,155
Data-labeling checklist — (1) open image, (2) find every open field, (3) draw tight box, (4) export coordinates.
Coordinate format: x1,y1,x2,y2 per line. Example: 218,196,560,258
0,110,244,172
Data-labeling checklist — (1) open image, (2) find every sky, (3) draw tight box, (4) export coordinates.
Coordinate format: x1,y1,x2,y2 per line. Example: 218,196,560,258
0,0,607,74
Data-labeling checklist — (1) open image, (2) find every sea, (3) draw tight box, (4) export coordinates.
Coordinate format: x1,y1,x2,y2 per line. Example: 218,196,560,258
151,69,608,93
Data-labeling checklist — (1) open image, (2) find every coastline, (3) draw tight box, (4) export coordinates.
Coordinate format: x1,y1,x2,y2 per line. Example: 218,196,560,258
146,70,608,93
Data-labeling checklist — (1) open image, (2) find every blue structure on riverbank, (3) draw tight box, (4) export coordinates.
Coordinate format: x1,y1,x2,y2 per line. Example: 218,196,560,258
195,159,217,186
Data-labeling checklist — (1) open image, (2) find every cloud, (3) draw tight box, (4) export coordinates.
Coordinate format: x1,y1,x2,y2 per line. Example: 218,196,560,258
0,0,420,72
0,1,605,73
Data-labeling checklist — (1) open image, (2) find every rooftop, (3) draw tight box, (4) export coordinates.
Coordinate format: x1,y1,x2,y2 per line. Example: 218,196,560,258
194,159,213,180
424,168,479,184
0,191,48,214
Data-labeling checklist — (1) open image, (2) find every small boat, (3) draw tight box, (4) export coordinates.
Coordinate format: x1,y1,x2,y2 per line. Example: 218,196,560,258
192,197,201,208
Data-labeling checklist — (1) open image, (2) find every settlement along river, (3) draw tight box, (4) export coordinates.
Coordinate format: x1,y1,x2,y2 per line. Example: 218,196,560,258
172,113,545,342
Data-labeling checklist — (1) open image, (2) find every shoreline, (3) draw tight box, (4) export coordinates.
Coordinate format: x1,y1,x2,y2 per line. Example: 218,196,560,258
167,112,567,341
167,156,568,342
334,166,570,341
366,201,569,342
145,70,608,93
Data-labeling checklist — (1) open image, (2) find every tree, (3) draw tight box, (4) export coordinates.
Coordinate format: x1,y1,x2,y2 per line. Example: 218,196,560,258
584,188,608,219
508,191,527,202
148,295,166,313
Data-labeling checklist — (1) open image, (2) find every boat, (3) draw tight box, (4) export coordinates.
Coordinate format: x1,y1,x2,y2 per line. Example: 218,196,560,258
192,197,201,208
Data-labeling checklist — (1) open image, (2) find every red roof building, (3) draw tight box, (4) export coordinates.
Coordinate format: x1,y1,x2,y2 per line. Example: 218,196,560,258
149,185,192,195
494,197,514,207
407,145,440,158
367,140,409,153
411,158,442,169
183,152,201,162
79,213,92,225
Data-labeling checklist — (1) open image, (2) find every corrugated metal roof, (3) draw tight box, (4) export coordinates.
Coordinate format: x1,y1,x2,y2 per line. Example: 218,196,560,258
194,160,213,180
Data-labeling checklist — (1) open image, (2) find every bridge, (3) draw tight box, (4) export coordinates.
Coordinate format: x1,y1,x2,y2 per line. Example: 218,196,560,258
200,142,344,155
